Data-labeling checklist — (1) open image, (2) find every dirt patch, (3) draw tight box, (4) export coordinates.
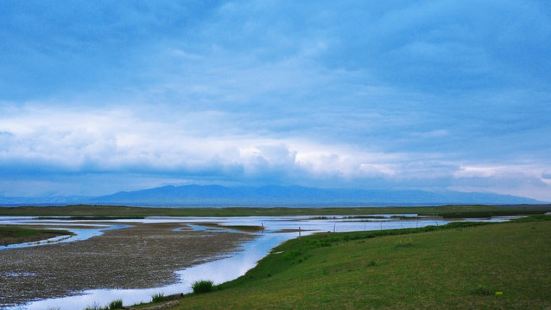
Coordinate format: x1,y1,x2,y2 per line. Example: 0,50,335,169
0,222,254,307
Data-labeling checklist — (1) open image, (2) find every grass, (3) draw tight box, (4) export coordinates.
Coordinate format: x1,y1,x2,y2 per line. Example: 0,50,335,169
471,285,494,296
108,299,124,309
0,225,73,246
0,204,550,218
151,293,165,303
84,299,123,310
192,280,214,293
152,215,551,309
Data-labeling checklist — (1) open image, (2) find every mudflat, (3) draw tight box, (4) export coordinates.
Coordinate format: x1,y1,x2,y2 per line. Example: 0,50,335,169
0,222,254,307
0,225,71,246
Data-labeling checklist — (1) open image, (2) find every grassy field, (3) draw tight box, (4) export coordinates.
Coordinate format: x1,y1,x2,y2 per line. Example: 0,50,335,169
136,216,551,309
0,226,73,246
1,204,550,218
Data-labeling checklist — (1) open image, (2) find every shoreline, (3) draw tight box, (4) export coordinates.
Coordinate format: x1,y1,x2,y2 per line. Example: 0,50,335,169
130,215,551,309
0,222,254,307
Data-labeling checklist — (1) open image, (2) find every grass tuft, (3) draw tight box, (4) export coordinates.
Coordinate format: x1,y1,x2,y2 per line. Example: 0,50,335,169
471,285,493,296
192,280,214,293
84,303,106,310
151,293,165,303
108,299,123,309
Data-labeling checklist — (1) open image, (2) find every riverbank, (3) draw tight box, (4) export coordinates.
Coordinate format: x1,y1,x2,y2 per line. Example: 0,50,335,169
1,204,550,218
136,216,551,309
0,225,73,246
2,214,454,309
0,222,253,307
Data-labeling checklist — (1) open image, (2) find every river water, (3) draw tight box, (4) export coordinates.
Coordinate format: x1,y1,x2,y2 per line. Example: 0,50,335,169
1,215,520,309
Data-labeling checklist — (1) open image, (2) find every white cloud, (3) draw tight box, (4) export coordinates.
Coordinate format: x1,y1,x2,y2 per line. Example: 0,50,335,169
1,102,550,200
1,1,551,200
0,104,402,179
450,164,551,201
453,164,544,179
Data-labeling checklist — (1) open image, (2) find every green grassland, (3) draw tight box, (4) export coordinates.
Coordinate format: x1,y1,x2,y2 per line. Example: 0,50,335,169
135,216,551,309
1,204,550,218
0,226,73,246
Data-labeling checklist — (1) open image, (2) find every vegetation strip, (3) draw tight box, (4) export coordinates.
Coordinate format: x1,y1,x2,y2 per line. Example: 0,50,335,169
1,204,550,218
0,226,73,246
197,222,264,232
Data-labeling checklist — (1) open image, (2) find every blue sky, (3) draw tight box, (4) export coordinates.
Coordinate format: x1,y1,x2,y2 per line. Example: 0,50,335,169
1,0,550,200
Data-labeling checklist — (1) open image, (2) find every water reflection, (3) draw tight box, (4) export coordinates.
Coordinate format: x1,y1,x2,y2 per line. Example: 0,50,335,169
16,233,292,310
3,214,520,309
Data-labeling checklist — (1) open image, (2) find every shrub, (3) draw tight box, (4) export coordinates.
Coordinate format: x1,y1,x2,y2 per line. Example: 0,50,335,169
192,280,214,293
108,299,123,309
151,293,165,303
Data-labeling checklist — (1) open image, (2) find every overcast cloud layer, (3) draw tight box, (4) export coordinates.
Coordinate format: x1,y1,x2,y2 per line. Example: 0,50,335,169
1,1,550,200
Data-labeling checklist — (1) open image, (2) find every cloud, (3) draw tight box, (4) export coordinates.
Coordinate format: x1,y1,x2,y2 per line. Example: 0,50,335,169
0,105,403,180
2,103,549,200
0,1,551,200
450,164,551,201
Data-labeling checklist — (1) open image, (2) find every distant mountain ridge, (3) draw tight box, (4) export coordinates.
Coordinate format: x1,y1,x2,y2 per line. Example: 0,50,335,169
92,185,541,205
1,184,540,206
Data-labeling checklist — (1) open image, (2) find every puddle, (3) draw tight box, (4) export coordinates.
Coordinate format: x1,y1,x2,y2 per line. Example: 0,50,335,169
1,271,37,278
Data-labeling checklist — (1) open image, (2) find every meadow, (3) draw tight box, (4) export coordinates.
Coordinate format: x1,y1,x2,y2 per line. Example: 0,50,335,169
135,216,551,309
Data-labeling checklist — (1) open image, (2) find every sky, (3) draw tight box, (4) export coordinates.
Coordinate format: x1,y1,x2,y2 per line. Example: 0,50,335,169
1,0,550,201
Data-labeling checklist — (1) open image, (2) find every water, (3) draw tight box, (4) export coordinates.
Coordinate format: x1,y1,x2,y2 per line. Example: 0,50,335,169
2,215,519,309
0,217,129,251
12,233,292,310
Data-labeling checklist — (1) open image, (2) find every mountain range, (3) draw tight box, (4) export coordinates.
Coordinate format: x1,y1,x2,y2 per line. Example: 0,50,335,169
0,185,543,206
